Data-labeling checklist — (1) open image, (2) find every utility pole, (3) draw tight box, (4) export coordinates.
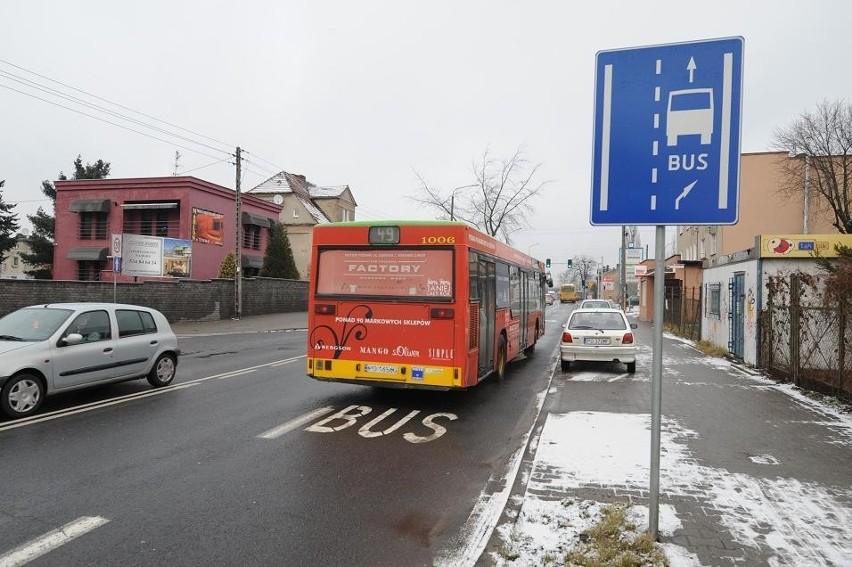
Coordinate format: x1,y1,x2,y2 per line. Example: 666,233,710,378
234,146,243,320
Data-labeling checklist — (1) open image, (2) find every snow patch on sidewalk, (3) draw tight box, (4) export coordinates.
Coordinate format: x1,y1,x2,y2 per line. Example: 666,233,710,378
494,411,852,566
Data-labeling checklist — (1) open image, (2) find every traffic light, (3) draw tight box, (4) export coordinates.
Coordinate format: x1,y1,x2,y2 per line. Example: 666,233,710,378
567,259,573,268
546,258,551,268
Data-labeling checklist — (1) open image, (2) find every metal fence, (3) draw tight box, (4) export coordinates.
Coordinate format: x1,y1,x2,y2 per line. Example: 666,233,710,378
760,273,851,400
664,285,702,341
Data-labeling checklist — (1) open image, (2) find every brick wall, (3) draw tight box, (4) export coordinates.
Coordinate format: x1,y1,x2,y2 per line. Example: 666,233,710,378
0,277,307,322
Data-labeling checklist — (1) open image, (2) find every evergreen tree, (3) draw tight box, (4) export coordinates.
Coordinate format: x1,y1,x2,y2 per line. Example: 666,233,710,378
21,155,111,279
260,221,300,279
0,180,21,266
218,251,237,278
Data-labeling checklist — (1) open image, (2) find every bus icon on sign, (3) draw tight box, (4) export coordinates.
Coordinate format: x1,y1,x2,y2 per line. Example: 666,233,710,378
666,88,714,146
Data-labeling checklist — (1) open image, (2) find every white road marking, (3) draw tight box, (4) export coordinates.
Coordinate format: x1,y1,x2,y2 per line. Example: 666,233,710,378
0,516,109,567
0,356,306,433
0,383,198,432
258,406,336,439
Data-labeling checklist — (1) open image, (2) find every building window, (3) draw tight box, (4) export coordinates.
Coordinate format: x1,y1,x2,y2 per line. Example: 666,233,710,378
243,225,261,250
706,283,721,318
12,257,18,267
123,209,178,237
292,208,299,218
76,261,104,281
79,212,108,240
710,233,718,255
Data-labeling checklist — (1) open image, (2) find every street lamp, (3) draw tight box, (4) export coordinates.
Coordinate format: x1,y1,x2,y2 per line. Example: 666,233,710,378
449,183,478,221
527,243,540,258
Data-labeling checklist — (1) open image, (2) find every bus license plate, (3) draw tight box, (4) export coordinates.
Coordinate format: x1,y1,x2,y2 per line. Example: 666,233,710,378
584,337,611,346
365,364,397,374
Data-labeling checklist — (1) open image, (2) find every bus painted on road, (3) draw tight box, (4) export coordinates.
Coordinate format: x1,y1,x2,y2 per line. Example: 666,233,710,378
559,283,579,303
306,221,549,390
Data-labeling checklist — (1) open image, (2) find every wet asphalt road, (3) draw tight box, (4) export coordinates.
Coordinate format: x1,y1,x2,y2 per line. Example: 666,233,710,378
0,306,571,566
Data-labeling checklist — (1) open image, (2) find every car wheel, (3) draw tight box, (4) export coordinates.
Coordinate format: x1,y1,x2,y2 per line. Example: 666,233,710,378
627,362,636,374
147,354,177,387
1,373,45,419
560,360,571,372
495,336,507,380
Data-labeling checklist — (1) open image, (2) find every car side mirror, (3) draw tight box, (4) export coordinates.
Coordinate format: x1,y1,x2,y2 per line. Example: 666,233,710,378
63,333,84,345
630,323,638,329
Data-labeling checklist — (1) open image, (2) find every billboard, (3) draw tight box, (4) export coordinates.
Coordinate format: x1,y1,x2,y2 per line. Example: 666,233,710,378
192,207,224,245
121,234,192,278
760,234,852,259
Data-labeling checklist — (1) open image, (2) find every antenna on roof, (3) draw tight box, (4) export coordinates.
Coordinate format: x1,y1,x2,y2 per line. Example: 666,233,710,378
173,151,182,176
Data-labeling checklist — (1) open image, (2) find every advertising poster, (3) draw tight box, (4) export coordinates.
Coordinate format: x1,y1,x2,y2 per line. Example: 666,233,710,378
121,234,164,277
163,238,192,278
760,234,852,258
192,208,224,245
316,249,452,297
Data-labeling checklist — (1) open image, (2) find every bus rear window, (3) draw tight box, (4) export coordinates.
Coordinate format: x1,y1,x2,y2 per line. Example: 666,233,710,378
316,249,453,298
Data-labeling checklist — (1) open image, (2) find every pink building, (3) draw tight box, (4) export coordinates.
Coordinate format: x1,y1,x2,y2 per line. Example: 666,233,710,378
54,176,281,281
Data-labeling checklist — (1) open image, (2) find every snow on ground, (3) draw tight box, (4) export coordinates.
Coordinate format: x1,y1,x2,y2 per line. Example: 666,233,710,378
492,411,852,566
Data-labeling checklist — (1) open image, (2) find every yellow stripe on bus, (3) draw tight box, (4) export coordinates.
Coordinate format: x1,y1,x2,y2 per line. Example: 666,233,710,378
308,358,460,388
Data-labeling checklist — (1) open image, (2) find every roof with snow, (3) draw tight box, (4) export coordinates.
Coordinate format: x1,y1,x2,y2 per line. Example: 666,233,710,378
248,171,354,224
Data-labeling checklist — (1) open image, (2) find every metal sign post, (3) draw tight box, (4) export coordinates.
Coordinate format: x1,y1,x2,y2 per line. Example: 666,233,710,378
590,37,744,538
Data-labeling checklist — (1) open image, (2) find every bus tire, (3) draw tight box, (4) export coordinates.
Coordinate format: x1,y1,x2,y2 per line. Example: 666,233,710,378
496,335,507,380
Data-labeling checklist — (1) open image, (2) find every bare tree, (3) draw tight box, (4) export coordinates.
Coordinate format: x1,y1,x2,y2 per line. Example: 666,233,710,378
411,147,550,244
574,255,597,298
771,99,852,233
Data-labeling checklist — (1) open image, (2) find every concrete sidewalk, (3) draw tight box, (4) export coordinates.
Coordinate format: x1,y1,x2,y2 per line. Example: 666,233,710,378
484,318,852,566
169,311,307,336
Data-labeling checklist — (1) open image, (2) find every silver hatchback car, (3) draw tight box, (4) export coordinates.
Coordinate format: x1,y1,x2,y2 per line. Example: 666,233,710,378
0,303,180,419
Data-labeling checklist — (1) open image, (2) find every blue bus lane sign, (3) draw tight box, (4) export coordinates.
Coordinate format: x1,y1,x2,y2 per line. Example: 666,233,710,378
591,37,744,225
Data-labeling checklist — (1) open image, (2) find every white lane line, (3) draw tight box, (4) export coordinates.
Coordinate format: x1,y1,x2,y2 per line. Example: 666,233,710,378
0,356,306,433
0,383,198,433
216,369,257,380
0,516,109,567
258,406,336,439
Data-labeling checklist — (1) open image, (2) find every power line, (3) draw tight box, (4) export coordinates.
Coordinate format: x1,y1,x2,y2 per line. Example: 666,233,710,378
0,69,232,157
0,58,235,152
176,158,231,176
242,150,285,175
0,82,227,163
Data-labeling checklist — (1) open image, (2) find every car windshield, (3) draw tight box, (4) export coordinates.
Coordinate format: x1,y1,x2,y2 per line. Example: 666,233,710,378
0,307,74,341
568,311,627,331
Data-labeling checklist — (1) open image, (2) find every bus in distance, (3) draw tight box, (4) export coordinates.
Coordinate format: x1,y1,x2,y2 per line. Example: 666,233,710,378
559,283,579,303
306,221,549,390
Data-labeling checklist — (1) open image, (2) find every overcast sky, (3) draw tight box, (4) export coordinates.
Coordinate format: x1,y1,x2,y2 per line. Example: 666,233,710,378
2,0,850,269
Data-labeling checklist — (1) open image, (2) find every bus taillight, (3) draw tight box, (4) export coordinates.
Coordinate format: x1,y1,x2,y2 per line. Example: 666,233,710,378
430,307,454,319
315,304,336,315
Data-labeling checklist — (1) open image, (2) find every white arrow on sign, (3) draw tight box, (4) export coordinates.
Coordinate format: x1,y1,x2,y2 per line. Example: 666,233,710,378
687,57,697,83
675,180,698,210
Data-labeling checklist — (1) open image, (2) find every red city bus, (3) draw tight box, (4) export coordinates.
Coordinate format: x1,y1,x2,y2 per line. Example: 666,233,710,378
307,221,550,390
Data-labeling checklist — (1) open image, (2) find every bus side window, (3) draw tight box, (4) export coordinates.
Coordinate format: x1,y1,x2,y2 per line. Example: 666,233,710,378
496,262,510,309
469,252,479,300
